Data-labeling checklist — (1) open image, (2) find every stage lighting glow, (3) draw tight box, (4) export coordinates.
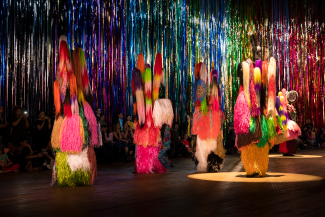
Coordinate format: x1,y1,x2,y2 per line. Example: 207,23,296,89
188,172,324,183
269,154,323,159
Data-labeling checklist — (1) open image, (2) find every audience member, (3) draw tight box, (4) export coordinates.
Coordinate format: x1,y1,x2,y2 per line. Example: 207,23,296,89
170,123,187,157
303,119,313,130
182,114,192,144
181,134,192,156
18,138,43,172
95,126,112,164
35,111,51,151
95,108,101,122
99,114,108,127
117,112,124,130
126,115,134,130
100,125,120,163
0,148,19,173
113,122,129,158
122,123,135,161
0,106,8,150
7,107,30,147
41,141,56,170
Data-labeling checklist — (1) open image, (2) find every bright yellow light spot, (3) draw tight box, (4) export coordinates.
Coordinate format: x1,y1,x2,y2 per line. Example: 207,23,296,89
269,154,323,159
188,172,324,183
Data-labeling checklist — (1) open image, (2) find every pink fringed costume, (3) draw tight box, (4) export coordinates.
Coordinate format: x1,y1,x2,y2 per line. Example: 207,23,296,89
51,39,101,187
133,53,174,174
277,89,301,156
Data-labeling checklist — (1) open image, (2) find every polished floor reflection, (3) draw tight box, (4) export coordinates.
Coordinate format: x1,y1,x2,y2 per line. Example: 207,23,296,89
1,149,325,216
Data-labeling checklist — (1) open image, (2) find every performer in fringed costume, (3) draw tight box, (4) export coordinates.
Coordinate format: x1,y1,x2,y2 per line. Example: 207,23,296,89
192,62,225,173
234,58,279,177
275,89,301,156
132,53,174,174
51,36,101,186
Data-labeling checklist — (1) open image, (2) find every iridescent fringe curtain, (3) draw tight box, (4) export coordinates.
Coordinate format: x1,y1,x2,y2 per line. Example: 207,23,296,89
0,0,324,127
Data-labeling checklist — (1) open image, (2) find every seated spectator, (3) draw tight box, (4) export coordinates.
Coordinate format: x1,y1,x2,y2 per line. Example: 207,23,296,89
316,128,325,148
7,106,30,147
96,126,114,164
113,122,129,159
18,138,43,172
122,123,135,161
181,134,192,155
181,114,192,143
99,114,108,127
306,128,317,148
0,105,8,150
104,125,114,144
126,115,134,130
42,141,56,170
170,123,181,157
35,111,51,152
298,126,309,149
0,148,19,173
303,119,313,130
95,108,101,122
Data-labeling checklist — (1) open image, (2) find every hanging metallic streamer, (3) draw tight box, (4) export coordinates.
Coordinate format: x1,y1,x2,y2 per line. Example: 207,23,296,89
0,0,324,128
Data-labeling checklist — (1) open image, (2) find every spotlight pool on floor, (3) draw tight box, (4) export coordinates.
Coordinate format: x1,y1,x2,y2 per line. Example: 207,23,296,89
269,154,323,159
188,172,324,183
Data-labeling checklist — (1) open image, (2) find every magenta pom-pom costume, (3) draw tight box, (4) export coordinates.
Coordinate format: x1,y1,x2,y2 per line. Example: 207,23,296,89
234,92,250,134
132,53,174,174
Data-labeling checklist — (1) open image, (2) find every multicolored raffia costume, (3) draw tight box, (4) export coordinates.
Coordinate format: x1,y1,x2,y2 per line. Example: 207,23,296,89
132,53,174,174
234,58,277,177
51,36,101,186
192,63,224,173
275,89,301,156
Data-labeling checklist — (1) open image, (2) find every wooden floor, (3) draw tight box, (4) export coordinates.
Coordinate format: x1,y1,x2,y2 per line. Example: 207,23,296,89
1,149,325,217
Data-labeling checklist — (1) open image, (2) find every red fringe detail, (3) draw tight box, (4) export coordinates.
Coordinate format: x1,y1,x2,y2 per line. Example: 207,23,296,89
279,142,288,154
137,53,145,73
234,92,250,134
134,124,149,147
268,75,276,101
192,111,199,135
250,79,258,117
64,104,72,117
211,110,221,139
194,62,202,80
82,68,90,88
69,74,77,97
148,125,160,147
54,81,61,117
154,53,163,76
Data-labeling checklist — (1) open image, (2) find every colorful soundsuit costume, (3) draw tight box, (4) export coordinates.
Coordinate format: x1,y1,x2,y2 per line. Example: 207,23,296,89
275,89,301,155
132,53,174,174
192,63,225,173
51,36,101,186
234,58,276,177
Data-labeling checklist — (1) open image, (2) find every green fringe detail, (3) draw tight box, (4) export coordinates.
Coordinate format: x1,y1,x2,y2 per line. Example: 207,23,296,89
267,117,276,140
79,103,89,147
201,97,208,116
56,151,90,187
249,117,256,133
80,49,86,66
144,68,151,82
276,115,284,133
256,115,268,148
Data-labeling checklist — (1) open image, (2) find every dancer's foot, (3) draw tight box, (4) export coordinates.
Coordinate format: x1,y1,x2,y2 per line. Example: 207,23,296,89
246,172,260,178
283,153,294,156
